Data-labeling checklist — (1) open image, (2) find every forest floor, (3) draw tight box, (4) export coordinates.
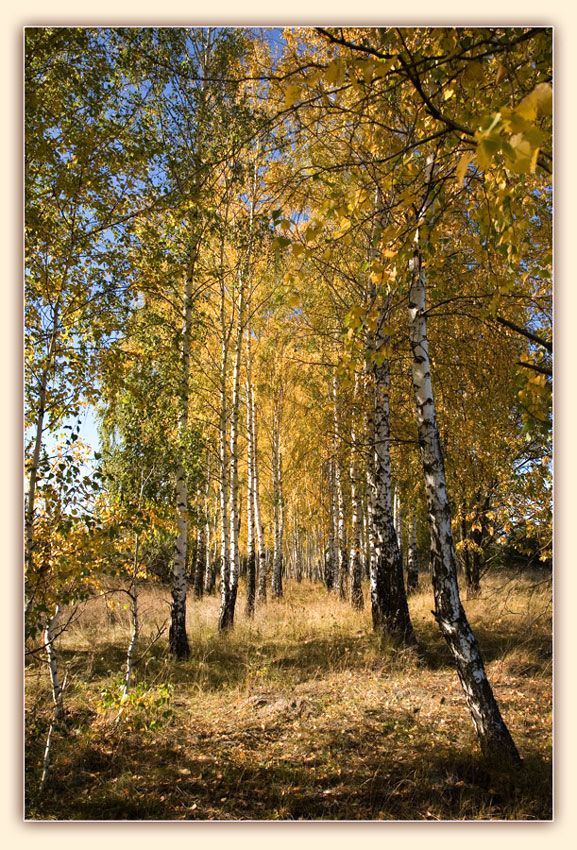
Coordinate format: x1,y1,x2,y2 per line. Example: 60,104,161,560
25,568,552,821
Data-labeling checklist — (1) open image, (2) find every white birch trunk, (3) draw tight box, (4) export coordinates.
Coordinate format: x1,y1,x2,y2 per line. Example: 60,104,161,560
219,271,245,629
349,371,364,609
370,323,413,639
245,337,256,616
217,244,231,628
45,605,64,720
251,385,267,603
326,459,337,591
395,490,403,568
26,302,62,613
271,421,283,598
39,604,66,794
121,535,140,703
407,511,419,592
408,240,520,765
170,250,195,659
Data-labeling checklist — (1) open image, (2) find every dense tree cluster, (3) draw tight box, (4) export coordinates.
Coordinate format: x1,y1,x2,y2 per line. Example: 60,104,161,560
25,27,551,770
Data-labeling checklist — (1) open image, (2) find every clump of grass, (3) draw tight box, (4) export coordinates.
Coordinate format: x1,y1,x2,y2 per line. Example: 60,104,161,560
25,569,552,821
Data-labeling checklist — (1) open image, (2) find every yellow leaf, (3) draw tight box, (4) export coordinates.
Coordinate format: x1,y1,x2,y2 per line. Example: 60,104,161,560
476,137,500,171
534,82,553,117
324,59,343,85
444,88,454,101
455,151,473,187
373,58,396,77
516,83,552,122
382,249,397,259
285,85,301,108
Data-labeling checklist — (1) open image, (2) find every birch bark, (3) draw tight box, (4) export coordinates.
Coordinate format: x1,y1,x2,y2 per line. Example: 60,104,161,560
251,385,267,603
408,244,521,765
371,339,414,640
217,274,231,629
407,511,419,592
221,274,245,629
332,377,348,601
245,337,256,617
170,247,196,659
325,459,337,591
349,372,364,609
271,419,284,599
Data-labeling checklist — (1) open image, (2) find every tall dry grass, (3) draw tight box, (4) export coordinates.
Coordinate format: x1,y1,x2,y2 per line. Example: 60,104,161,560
25,569,552,821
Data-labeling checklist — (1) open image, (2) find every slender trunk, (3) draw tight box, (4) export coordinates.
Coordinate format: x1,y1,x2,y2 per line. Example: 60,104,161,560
394,490,403,568
204,510,218,595
271,423,284,599
408,243,521,766
170,250,195,660
251,386,267,603
193,523,205,599
218,373,231,627
467,494,488,598
325,459,337,591
123,537,140,700
201,458,212,595
370,322,413,641
245,339,256,617
217,251,232,629
294,508,303,582
364,369,379,620
25,301,61,612
349,372,364,609
39,604,65,794
45,605,64,720
221,272,245,629
333,377,348,601
407,511,419,592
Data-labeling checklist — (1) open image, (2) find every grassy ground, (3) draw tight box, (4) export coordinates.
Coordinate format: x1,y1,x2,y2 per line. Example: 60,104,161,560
25,570,552,821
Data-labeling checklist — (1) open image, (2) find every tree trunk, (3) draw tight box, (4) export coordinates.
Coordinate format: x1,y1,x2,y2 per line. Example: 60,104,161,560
325,459,337,591
25,302,62,614
245,340,256,617
217,299,231,630
219,274,244,630
45,605,64,721
193,523,205,600
39,603,66,794
407,511,419,593
251,385,267,603
369,318,414,641
349,372,364,609
170,249,196,660
408,244,521,766
271,421,284,599
333,377,349,601
394,489,403,568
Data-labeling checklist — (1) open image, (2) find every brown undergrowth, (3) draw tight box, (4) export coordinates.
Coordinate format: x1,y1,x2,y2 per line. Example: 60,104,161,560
25,569,552,821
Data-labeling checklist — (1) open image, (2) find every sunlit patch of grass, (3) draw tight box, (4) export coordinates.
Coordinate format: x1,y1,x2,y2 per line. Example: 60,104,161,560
25,569,552,820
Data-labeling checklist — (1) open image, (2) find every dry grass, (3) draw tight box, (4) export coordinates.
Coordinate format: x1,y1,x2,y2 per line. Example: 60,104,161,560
25,570,552,821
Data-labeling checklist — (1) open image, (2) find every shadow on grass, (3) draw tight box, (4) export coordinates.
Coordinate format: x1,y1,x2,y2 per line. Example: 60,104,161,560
52,614,551,696
414,618,551,675
26,705,551,821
